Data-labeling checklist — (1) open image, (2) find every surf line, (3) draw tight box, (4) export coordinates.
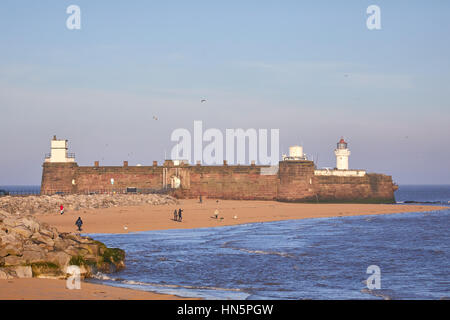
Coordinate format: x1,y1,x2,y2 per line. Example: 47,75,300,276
177,304,211,318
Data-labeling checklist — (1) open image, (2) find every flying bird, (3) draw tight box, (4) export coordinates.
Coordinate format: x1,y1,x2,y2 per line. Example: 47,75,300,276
153,116,158,120
201,99,206,103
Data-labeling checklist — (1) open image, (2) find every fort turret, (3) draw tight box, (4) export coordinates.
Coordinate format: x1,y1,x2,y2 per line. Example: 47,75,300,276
334,138,350,170
44,136,75,163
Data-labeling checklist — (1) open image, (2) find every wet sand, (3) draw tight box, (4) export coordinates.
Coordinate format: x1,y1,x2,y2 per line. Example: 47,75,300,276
36,199,446,234
0,278,197,300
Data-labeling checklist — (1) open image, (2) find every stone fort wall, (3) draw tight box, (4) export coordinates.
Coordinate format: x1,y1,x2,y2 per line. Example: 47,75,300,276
41,160,396,203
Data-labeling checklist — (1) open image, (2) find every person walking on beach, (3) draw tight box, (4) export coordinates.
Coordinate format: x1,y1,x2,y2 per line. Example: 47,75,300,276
173,209,178,221
75,217,83,232
178,208,183,222
214,208,219,219
199,195,203,204
60,205,64,215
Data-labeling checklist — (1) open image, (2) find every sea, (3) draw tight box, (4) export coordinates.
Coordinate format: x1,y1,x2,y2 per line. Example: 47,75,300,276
0,185,41,195
1,184,449,299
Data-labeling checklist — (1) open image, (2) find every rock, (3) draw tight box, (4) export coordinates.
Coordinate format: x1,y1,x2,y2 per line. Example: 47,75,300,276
39,228,55,239
0,194,178,215
20,217,40,233
0,269,12,279
1,217,17,227
31,233,54,247
1,243,23,257
13,266,32,278
46,251,72,267
22,250,45,263
62,233,82,244
53,238,70,251
0,203,126,279
11,226,33,238
4,255,24,266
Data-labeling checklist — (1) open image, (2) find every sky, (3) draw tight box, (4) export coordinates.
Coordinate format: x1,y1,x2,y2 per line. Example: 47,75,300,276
0,0,449,185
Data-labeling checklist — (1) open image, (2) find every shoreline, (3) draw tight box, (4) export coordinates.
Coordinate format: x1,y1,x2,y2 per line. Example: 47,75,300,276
0,278,199,300
36,199,447,234
4,200,446,300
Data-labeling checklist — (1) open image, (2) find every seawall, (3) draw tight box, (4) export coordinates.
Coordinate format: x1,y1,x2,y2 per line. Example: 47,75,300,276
41,160,396,203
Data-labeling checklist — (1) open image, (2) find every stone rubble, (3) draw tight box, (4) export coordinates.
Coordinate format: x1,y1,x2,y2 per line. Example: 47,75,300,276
0,193,178,215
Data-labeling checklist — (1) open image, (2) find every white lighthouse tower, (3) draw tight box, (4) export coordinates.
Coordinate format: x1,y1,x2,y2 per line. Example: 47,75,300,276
334,138,350,170
44,136,76,163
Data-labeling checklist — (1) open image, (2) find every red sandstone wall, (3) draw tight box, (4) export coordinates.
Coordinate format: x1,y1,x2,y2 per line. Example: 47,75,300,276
41,163,164,194
74,166,163,192
41,163,78,194
314,174,395,203
277,161,316,202
41,162,396,203
181,165,279,200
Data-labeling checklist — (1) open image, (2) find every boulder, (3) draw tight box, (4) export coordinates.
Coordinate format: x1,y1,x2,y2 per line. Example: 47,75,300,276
0,269,13,280
31,233,54,247
22,250,45,263
11,226,33,238
46,251,72,267
4,255,24,266
20,217,40,233
1,243,23,257
1,217,17,227
13,266,33,278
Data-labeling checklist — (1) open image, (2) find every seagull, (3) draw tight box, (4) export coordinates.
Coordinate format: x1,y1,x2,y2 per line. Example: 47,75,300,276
153,116,158,120
201,99,206,103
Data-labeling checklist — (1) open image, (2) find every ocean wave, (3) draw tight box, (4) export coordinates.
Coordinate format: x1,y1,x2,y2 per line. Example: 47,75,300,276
402,200,449,205
221,242,293,258
93,272,243,292
360,288,392,300
92,273,117,281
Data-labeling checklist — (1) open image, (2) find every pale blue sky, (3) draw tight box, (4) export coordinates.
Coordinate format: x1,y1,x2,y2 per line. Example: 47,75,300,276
0,0,449,185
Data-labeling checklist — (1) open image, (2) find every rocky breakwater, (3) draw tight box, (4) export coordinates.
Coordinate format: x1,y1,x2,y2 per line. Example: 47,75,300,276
0,210,125,280
0,193,178,215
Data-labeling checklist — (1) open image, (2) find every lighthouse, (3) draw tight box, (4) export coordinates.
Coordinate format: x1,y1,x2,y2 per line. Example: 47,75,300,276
44,136,76,163
334,138,350,170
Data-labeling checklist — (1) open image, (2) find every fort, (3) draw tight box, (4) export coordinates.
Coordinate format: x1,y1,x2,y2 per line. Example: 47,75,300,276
40,137,398,203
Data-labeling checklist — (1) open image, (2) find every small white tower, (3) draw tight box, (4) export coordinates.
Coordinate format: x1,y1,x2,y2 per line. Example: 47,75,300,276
282,145,307,161
334,138,350,170
45,136,76,163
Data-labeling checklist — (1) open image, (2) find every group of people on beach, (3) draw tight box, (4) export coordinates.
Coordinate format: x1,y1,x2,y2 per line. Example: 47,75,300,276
173,208,183,222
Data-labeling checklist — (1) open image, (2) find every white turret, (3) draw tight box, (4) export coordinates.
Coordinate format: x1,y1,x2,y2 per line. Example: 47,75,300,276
334,138,350,170
45,136,76,163
282,145,307,161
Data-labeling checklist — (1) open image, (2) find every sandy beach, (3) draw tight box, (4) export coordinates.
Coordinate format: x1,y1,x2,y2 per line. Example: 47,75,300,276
36,199,446,234
0,278,197,300
3,200,445,300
